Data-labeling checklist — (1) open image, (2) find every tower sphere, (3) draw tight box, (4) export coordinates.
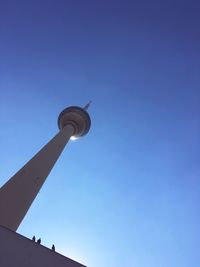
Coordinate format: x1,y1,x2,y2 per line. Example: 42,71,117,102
57,106,91,138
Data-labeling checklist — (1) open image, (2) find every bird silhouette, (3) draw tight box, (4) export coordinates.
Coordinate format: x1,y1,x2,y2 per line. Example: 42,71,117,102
37,238,41,244
52,244,55,251
32,236,36,242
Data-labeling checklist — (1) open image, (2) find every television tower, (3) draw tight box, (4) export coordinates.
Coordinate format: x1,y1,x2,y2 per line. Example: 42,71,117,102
0,104,91,232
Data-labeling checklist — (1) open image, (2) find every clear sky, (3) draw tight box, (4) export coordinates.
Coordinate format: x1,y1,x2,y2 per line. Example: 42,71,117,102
0,1,200,267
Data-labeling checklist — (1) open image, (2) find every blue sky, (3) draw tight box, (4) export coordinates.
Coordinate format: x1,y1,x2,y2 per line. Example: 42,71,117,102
0,1,200,266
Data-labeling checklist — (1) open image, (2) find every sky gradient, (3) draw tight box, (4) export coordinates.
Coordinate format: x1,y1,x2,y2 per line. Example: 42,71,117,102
0,1,200,267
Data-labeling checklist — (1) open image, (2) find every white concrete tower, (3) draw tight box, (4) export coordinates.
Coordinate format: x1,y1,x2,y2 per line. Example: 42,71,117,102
0,104,91,232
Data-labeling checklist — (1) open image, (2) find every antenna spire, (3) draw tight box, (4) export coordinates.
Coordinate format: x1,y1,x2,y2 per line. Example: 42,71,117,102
83,101,92,110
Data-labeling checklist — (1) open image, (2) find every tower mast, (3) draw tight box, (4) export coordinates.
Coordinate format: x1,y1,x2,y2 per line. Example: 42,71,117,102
0,105,91,231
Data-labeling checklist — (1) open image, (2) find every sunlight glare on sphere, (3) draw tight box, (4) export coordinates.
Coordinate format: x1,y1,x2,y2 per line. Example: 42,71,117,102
70,136,78,141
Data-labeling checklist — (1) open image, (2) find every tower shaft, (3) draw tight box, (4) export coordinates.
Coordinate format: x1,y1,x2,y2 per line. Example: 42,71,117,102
0,125,74,231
